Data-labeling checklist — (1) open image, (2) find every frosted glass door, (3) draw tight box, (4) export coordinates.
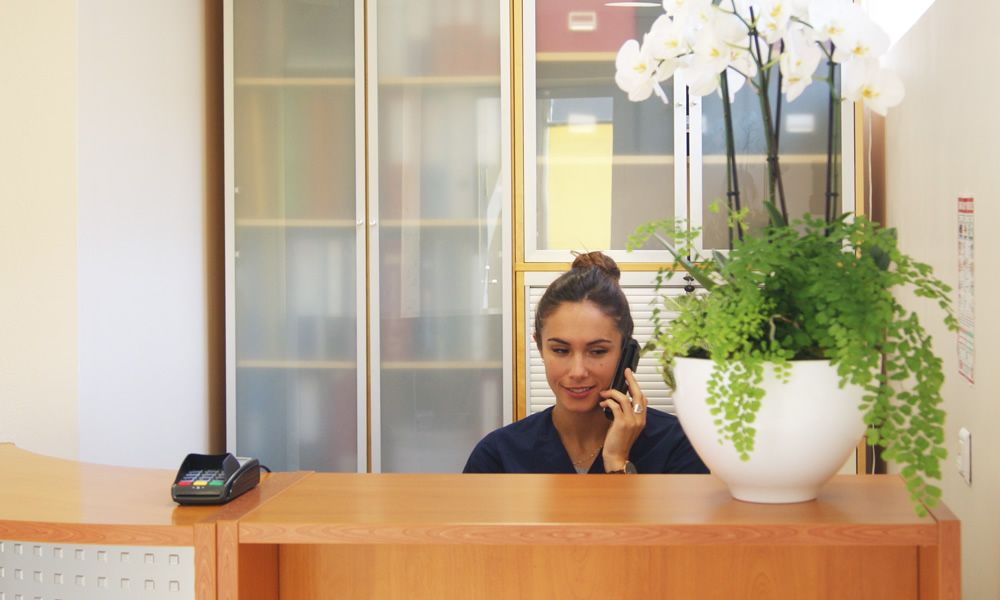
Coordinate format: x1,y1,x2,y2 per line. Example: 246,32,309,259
230,0,359,472
525,0,685,263
372,0,507,472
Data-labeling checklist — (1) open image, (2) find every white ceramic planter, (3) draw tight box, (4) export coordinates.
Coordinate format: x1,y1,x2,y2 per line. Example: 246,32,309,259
672,357,867,504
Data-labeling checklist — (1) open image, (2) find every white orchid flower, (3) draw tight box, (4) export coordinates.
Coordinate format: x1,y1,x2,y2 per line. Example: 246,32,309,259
729,0,756,16
788,0,811,19
717,11,757,81
615,39,662,102
779,24,823,101
833,16,890,63
645,13,690,76
842,57,905,116
679,63,724,96
756,0,794,44
807,0,857,44
683,63,748,101
682,0,716,28
663,0,712,20
727,45,758,81
687,15,734,75
678,4,758,98
806,0,888,62
661,0,688,17
720,68,749,102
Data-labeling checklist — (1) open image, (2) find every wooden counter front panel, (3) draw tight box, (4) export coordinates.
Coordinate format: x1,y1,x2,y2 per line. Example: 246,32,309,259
276,543,917,599
225,474,957,599
214,471,311,600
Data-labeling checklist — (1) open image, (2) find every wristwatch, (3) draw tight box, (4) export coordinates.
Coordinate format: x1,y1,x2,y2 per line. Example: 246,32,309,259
608,461,637,474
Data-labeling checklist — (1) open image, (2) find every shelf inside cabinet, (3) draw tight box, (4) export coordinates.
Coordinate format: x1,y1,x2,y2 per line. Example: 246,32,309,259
533,154,831,167
382,361,503,370
382,218,490,228
537,154,675,166
380,75,502,87
236,218,356,229
702,153,830,164
536,51,616,63
235,75,501,88
237,359,355,370
236,360,503,370
235,218,491,229
236,76,353,88
534,55,616,88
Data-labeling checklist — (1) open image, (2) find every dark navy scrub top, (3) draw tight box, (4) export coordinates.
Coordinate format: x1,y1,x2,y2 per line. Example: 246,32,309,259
463,406,709,474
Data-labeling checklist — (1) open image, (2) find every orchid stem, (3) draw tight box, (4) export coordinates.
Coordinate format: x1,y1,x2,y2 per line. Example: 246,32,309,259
720,72,743,245
749,11,788,223
824,50,842,227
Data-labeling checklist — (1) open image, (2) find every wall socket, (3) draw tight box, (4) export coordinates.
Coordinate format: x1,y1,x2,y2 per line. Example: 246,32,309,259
957,427,972,486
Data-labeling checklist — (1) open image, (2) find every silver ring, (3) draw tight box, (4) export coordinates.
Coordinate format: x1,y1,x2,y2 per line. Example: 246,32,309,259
633,403,644,414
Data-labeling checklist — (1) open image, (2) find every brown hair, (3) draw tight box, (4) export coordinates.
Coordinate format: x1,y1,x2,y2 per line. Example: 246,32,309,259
534,251,633,343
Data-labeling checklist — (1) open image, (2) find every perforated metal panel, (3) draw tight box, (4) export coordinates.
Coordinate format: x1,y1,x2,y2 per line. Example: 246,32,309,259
524,272,696,416
0,540,194,600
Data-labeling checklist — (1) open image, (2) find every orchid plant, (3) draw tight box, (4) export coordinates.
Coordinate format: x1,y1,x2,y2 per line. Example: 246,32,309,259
615,1,957,516
614,0,903,226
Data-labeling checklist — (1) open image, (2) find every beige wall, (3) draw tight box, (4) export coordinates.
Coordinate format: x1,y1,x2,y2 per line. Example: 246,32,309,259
0,1,80,459
881,0,1000,596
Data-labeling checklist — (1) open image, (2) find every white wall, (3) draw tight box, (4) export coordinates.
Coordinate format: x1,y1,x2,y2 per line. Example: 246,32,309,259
0,0,218,469
879,0,1000,596
76,0,214,469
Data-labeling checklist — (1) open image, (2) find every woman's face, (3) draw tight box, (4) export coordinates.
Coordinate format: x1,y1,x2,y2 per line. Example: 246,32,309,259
535,301,623,415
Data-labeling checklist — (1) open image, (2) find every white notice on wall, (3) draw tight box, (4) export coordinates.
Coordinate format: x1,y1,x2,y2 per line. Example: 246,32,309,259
957,197,975,385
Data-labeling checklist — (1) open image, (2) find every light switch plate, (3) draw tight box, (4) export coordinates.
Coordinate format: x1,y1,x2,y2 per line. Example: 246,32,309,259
957,427,972,485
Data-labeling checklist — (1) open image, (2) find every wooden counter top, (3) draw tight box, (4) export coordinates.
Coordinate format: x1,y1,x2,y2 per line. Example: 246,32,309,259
236,472,940,547
0,443,303,547
0,443,212,525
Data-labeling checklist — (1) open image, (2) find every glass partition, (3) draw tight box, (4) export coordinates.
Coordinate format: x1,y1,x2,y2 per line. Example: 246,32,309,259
525,0,683,262
696,75,854,250
231,0,509,474
231,0,359,472
523,0,854,260
373,0,506,472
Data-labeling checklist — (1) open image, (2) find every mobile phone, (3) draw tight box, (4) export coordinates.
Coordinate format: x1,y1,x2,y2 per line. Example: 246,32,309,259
604,337,640,420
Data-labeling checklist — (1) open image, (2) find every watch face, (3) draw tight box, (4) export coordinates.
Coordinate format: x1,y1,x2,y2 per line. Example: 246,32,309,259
624,461,637,474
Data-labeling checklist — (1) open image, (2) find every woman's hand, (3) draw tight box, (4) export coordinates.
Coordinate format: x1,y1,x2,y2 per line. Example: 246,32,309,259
599,367,646,472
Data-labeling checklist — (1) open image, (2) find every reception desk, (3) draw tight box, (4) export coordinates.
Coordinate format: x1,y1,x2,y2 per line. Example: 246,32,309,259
0,443,304,599
1,444,960,599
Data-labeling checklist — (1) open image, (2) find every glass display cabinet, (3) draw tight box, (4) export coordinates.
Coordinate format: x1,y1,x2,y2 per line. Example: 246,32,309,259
224,0,512,473
522,0,854,262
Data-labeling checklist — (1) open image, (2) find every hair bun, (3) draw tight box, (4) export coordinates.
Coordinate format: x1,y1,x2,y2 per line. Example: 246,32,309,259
571,251,621,282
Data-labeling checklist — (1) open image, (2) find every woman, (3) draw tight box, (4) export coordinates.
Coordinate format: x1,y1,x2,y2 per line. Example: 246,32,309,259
463,252,708,474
